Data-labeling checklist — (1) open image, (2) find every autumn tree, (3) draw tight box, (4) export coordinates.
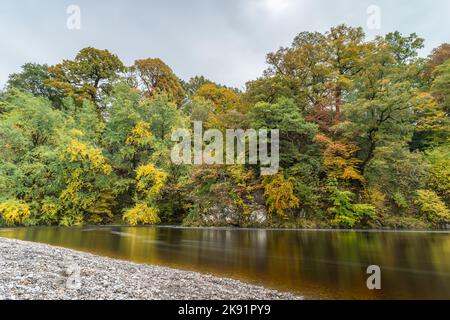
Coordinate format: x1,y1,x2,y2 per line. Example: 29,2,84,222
424,43,450,79
260,30,332,118
131,58,186,105
58,139,114,226
194,83,241,113
123,163,167,225
46,47,125,114
249,25,368,127
325,25,367,119
431,59,450,114
263,173,299,216
314,134,363,184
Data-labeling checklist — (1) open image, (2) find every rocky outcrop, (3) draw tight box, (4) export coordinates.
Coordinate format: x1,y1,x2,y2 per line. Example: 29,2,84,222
198,190,269,227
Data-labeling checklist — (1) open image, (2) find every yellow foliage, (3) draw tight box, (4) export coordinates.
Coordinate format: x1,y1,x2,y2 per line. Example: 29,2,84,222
414,92,450,135
86,191,115,224
227,165,254,189
0,200,31,226
123,202,160,225
415,189,450,224
40,199,60,224
69,129,84,138
363,188,386,213
60,214,84,227
59,140,113,226
126,121,153,147
136,164,168,199
263,173,300,216
195,83,241,113
63,140,112,174
342,167,363,181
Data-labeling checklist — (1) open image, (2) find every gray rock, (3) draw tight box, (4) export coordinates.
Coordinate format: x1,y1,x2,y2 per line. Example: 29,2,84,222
202,204,240,226
247,205,268,225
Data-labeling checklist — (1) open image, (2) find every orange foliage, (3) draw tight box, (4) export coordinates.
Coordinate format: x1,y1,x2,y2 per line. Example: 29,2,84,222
315,133,363,182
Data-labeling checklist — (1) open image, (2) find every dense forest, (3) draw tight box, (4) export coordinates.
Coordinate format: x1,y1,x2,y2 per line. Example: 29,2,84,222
0,25,449,229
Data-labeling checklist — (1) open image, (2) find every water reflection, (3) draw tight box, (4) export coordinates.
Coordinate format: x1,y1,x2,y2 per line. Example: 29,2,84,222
0,226,449,299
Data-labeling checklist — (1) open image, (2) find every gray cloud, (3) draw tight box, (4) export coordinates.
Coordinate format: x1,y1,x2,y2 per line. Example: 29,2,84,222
0,0,448,89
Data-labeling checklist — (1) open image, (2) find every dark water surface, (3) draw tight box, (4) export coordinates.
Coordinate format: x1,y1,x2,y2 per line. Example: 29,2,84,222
0,226,449,299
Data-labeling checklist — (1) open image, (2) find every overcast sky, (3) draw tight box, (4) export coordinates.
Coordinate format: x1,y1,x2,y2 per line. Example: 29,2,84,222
0,0,448,89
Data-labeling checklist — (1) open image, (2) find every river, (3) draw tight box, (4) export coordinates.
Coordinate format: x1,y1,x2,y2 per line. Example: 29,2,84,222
0,226,449,299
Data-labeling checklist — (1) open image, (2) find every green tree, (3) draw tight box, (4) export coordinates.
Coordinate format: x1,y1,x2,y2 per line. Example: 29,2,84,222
384,31,424,64
343,41,421,174
250,97,318,167
181,75,213,96
6,63,62,106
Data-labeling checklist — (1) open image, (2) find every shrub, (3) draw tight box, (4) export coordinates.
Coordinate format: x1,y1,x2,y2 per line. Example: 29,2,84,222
414,189,450,225
40,198,60,225
263,173,300,216
59,214,84,227
383,215,431,230
0,199,31,226
123,202,160,225
364,188,387,214
136,164,168,199
392,192,408,209
425,146,450,204
327,181,376,228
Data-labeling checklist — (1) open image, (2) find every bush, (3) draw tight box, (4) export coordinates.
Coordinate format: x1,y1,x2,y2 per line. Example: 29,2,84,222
123,202,160,225
40,198,60,225
414,189,450,225
364,188,387,214
327,181,376,228
59,214,84,227
425,146,450,205
135,164,168,200
0,199,31,226
382,215,431,230
392,192,408,209
263,173,300,216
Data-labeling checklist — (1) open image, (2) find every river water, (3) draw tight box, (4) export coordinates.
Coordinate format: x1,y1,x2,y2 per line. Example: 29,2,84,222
0,226,449,299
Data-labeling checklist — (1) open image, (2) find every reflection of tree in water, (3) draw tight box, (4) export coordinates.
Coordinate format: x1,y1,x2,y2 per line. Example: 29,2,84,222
0,227,449,299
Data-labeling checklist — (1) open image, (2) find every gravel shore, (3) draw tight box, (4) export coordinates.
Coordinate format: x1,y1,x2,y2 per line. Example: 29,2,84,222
0,237,299,300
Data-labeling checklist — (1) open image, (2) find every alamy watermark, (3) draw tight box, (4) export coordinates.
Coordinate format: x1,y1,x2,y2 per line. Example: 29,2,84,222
65,258,82,290
67,5,81,30
171,121,279,175
366,265,381,290
366,5,381,30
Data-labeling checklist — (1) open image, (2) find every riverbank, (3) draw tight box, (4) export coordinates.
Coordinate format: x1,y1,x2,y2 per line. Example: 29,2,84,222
0,237,299,300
